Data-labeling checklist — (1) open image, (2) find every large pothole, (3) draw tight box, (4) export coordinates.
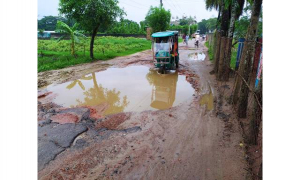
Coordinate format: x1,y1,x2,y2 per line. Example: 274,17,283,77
41,65,195,117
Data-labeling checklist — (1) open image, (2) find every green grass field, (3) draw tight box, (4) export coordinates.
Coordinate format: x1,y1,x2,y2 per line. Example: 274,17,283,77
38,36,151,72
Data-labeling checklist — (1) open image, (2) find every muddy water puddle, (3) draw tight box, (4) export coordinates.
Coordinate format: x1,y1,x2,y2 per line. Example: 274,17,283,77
188,52,206,61
44,66,195,116
199,91,214,110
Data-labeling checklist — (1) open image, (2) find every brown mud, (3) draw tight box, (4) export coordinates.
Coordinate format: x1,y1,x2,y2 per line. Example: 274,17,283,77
38,39,252,180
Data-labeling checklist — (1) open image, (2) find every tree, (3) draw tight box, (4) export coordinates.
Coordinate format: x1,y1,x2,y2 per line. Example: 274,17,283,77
234,13,262,41
198,19,208,34
38,16,74,31
106,19,142,34
182,25,189,35
190,24,198,34
145,6,171,33
38,29,45,38
206,18,218,32
218,0,245,81
179,18,189,26
56,21,86,56
234,16,250,39
58,0,124,59
233,0,263,118
139,21,147,34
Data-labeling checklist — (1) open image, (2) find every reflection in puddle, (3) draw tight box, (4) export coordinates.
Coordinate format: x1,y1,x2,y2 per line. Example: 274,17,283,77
147,70,178,109
199,91,214,110
188,52,206,61
46,66,195,116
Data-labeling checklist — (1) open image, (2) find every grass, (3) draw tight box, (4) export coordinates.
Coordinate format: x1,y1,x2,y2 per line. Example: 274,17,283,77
38,36,151,72
205,41,239,69
230,43,239,69
204,41,214,61
179,37,183,43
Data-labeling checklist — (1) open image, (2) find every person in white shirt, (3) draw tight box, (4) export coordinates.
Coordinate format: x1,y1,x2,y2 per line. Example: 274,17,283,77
185,35,189,46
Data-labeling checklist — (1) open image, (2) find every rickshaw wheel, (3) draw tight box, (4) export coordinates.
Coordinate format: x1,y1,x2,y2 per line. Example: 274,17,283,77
175,56,179,68
159,65,166,74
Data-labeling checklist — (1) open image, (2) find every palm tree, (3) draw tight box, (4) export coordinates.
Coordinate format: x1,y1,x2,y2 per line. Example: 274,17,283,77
204,0,229,75
219,0,245,81
56,21,86,56
205,0,222,29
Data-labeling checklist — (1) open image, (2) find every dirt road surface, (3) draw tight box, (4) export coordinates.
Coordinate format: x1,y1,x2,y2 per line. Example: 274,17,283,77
38,39,251,180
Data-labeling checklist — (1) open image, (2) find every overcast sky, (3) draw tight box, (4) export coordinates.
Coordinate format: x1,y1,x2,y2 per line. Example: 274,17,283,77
38,0,218,22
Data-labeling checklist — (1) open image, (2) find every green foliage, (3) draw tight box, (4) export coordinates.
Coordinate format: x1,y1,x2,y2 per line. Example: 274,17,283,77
59,0,125,34
179,18,188,26
38,29,45,37
56,21,86,55
38,16,75,31
230,43,239,69
105,19,145,34
58,0,125,58
205,0,221,11
204,41,214,61
205,39,238,68
234,15,262,40
234,16,249,40
168,25,183,32
190,24,198,34
179,16,196,26
198,19,208,34
38,37,151,72
145,6,171,32
198,18,218,34
206,18,218,31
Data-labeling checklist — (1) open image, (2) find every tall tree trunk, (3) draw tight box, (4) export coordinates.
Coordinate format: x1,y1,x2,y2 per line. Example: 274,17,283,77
217,37,227,80
216,0,231,80
214,31,221,73
220,1,230,37
249,74,262,144
216,8,221,29
222,0,238,81
235,0,262,118
90,26,99,60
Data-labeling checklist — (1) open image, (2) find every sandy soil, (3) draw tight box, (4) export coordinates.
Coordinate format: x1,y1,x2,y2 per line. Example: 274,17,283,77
38,39,252,180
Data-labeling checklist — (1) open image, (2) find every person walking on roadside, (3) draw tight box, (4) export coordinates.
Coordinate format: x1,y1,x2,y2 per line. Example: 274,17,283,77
185,34,189,46
182,34,186,45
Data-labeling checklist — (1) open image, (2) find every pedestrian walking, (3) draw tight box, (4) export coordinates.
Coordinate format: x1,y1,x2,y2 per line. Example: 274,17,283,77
182,34,186,45
185,34,189,46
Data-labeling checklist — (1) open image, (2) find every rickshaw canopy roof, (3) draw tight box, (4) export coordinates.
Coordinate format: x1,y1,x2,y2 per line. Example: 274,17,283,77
151,31,178,38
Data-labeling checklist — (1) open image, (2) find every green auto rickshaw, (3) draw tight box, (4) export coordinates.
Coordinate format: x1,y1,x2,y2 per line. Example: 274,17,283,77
151,31,179,74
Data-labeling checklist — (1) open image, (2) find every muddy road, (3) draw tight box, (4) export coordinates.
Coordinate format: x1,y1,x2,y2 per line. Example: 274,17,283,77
38,39,251,180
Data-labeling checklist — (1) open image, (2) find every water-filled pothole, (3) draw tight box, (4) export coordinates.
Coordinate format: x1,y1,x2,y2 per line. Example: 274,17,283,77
188,52,206,61
45,66,195,116
199,91,214,110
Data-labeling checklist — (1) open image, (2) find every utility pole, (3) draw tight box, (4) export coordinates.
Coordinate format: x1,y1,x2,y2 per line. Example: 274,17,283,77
160,0,163,7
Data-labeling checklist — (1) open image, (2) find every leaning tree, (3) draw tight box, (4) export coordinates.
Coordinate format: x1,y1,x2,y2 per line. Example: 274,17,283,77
58,0,124,59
